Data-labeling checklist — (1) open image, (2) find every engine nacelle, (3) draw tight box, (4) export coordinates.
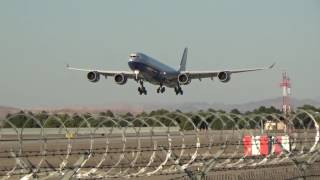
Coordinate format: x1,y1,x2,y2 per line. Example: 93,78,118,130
178,73,191,85
87,71,100,83
218,71,231,83
114,74,128,85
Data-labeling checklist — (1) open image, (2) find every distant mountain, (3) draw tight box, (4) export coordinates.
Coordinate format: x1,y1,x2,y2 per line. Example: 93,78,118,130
0,106,20,118
228,97,320,112
0,97,319,118
139,97,320,113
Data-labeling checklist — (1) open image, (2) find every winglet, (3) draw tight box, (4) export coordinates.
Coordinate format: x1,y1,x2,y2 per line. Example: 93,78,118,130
269,63,276,69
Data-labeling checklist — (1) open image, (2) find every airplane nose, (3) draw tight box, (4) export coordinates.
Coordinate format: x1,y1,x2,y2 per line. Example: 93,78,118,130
129,57,138,62
128,61,138,70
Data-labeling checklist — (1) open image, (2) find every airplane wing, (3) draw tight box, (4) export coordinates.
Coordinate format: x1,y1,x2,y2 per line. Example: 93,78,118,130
66,64,139,79
182,63,275,79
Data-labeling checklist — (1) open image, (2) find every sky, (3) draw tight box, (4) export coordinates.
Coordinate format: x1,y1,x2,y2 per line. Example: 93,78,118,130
0,0,319,108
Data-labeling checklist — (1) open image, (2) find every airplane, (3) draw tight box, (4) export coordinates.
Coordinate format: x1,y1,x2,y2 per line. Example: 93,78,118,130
67,48,275,95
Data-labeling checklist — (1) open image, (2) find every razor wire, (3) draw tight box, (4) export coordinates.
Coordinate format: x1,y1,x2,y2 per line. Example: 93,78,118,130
0,110,319,179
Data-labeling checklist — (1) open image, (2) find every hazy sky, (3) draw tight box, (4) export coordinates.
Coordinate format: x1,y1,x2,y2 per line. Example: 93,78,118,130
0,0,319,108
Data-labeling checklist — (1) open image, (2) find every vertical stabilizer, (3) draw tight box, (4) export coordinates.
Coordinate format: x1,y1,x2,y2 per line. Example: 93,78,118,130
179,47,188,71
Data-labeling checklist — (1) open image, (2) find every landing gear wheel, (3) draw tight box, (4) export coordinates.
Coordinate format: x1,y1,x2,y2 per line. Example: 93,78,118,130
138,80,147,95
174,86,183,95
160,87,165,93
138,87,143,95
142,87,147,95
138,87,147,95
157,85,165,94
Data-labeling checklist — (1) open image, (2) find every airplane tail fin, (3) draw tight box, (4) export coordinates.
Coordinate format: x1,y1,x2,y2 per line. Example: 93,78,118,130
179,47,188,71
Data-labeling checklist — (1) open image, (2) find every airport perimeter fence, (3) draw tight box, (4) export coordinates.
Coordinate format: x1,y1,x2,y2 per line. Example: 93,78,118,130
0,110,319,179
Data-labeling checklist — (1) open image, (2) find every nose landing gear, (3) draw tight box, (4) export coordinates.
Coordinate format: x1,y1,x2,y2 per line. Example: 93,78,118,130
138,80,147,95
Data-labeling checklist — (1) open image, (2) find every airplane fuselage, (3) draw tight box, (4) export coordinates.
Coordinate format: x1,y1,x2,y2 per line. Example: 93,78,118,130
128,53,179,88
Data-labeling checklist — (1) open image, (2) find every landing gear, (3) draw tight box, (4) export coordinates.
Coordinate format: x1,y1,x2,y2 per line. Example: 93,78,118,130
138,80,147,95
157,84,166,94
138,87,147,95
161,87,165,93
174,86,183,95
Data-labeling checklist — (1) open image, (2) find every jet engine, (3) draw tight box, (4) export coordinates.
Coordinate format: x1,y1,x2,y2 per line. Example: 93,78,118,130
87,71,100,83
218,71,231,83
114,74,128,85
178,73,191,85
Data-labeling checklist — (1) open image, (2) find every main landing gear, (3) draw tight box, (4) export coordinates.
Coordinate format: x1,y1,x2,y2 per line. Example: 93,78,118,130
138,81,183,95
157,84,166,94
174,86,183,95
138,80,147,95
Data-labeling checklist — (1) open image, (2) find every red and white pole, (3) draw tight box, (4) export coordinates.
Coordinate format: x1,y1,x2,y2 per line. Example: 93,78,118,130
280,72,291,115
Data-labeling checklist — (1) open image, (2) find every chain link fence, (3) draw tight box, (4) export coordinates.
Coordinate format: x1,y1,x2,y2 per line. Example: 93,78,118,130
0,110,319,179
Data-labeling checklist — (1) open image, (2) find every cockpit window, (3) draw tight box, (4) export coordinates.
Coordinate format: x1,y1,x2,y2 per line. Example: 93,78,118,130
130,54,139,58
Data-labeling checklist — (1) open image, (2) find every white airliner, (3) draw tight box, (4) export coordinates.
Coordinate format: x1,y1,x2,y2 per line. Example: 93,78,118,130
68,48,275,95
